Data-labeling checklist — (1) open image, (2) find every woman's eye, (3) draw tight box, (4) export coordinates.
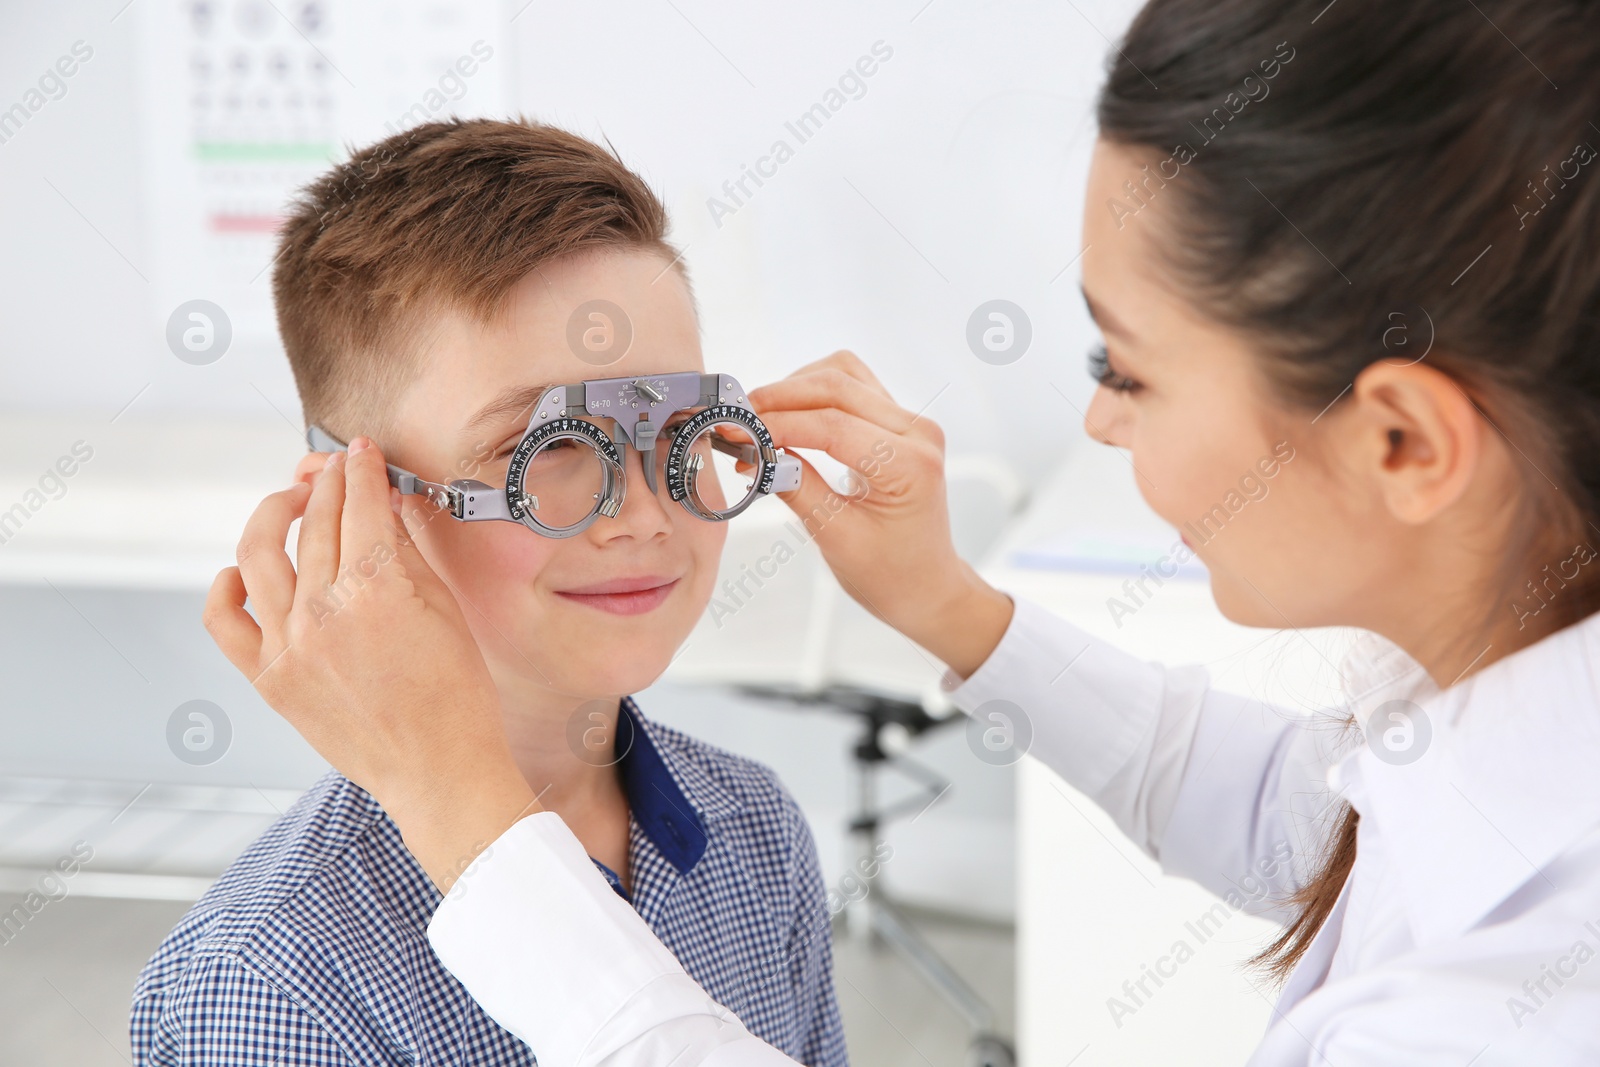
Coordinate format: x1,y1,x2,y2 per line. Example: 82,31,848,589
1088,342,1141,394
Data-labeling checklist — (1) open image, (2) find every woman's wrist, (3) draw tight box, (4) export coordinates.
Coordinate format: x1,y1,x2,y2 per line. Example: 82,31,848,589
384,759,541,893
901,561,1014,682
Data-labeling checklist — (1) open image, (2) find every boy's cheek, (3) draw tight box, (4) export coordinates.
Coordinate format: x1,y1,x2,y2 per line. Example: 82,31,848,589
419,521,562,619
685,520,729,599
700,518,730,562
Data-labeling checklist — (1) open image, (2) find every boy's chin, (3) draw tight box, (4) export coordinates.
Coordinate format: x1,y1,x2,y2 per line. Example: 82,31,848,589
490,599,700,692
557,647,678,697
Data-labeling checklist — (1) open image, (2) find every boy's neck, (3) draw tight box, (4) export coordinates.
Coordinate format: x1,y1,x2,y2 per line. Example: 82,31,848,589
492,681,633,884
500,693,625,803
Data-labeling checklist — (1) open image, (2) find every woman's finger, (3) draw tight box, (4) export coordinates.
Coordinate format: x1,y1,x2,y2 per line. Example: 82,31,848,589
749,366,921,439
202,565,263,675
757,407,912,490
295,452,335,487
234,481,312,645
340,439,448,600
293,452,347,600
341,438,396,555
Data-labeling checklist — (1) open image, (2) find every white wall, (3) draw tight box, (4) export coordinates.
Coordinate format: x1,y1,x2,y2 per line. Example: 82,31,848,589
0,0,1138,492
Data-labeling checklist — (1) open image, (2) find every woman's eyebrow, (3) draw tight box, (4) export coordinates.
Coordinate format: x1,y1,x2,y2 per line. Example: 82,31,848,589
462,382,556,438
1081,284,1138,344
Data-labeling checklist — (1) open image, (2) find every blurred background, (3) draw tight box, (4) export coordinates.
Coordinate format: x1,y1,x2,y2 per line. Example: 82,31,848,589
0,2,1353,1064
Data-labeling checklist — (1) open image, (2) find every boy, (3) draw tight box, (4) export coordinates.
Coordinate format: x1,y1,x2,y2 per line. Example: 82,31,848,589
130,118,848,1066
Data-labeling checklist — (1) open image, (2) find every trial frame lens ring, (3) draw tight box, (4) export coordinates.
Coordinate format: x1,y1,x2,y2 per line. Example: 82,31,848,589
504,417,625,538
664,404,778,522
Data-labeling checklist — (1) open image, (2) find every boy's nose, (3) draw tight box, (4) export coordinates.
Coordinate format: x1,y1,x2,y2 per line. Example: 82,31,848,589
594,442,675,540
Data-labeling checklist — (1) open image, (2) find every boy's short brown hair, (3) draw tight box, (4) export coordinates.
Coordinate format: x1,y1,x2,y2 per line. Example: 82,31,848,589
272,117,679,441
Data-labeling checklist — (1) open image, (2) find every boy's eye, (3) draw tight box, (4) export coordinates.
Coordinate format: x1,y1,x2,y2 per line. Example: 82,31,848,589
1088,342,1141,394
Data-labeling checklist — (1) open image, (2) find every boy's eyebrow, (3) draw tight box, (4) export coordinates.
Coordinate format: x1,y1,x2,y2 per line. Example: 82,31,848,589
1080,283,1137,344
462,382,557,438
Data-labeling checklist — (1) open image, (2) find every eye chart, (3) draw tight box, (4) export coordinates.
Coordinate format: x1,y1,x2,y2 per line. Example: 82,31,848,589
138,0,511,347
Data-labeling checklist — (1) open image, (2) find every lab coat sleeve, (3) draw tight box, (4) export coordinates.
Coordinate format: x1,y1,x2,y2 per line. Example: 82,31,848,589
943,591,1333,917
427,812,801,1067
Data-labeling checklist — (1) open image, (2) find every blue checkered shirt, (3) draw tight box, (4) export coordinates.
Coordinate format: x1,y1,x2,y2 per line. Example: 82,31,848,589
130,697,848,1065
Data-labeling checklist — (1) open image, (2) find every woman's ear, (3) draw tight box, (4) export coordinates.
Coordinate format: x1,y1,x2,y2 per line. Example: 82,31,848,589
292,450,336,486
1349,358,1483,525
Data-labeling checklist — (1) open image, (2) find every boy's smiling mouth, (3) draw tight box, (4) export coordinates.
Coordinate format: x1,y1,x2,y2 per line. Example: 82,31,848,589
554,574,681,616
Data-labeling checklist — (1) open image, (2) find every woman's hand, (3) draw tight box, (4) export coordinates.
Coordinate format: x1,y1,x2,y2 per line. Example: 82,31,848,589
202,437,538,891
748,350,1014,679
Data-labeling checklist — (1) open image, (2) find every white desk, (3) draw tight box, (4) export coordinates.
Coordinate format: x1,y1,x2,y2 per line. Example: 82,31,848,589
0,412,305,589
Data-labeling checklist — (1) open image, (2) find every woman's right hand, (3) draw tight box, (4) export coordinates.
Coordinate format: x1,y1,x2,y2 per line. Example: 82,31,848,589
747,349,1014,680
203,439,538,891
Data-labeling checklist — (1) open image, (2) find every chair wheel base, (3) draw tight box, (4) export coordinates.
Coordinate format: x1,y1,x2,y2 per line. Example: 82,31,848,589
967,1033,1016,1067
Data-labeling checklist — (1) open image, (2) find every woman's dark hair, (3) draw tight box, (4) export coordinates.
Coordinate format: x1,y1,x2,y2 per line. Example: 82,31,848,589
1097,0,1600,982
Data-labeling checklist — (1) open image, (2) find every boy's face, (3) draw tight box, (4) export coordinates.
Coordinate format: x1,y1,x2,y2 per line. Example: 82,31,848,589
385,248,726,702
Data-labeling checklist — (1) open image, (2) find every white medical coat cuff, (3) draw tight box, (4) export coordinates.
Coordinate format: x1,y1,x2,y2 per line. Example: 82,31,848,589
426,810,800,1067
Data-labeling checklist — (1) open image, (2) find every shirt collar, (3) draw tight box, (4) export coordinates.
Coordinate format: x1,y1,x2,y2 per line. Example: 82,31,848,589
614,696,741,875
1326,610,1600,947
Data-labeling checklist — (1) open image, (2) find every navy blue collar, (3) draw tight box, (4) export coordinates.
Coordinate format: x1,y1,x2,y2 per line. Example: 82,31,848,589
600,697,708,888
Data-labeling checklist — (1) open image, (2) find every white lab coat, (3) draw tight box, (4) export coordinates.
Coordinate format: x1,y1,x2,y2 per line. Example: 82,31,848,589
427,591,1600,1065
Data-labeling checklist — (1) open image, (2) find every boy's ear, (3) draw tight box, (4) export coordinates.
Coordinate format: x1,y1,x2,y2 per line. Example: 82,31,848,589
293,451,334,486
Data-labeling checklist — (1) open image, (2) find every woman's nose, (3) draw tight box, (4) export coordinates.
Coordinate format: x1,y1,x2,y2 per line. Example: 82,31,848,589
1083,386,1125,447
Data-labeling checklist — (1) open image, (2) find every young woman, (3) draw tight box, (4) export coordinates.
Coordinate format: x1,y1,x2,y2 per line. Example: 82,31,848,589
204,0,1600,1063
